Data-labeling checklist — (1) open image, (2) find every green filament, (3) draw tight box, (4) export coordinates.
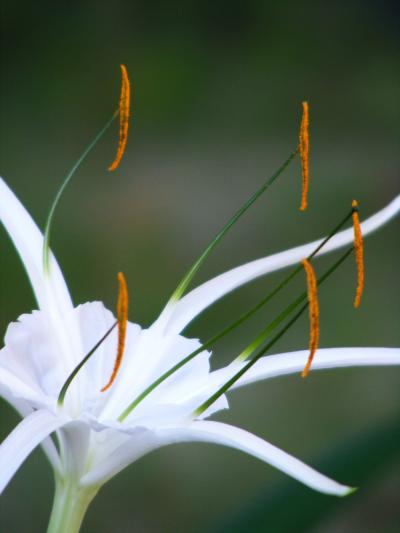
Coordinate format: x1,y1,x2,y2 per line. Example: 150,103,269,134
43,111,118,272
57,322,117,406
168,149,298,303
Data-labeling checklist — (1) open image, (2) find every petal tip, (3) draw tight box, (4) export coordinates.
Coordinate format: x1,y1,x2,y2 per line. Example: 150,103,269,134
341,485,358,497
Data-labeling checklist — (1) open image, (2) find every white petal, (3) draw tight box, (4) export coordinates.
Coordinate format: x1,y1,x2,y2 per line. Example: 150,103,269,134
58,422,91,477
158,421,352,495
74,302,117,396
0,178,84,375
0,364,49,407
209,347,400,391
0,387,61,472
98,325,212,421
162,195,400,335
2,314,69,400
0,177,73,319
82,419,351,495
0,409,66,493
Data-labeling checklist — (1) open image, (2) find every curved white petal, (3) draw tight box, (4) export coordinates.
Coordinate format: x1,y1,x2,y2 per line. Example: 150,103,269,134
0,177,84,376
0,177,73,318
0,409,66,494
162,195,400,335
163,421,352,495
82,420,352,495
209,347,400,391
0,387,61,472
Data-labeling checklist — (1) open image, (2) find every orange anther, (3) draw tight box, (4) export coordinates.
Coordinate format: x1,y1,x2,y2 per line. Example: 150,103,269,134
101,272,129,392
299,101,310,212
109,64,131,172
301,258,319,377
352,200,364,308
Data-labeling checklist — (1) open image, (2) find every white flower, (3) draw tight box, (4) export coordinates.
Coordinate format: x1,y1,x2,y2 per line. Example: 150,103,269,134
1,175,399,510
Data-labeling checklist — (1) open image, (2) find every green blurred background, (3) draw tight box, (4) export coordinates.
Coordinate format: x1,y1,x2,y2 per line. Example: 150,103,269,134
1,1,399,531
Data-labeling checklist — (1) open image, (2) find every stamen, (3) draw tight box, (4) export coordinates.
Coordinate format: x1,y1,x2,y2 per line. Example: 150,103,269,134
101,272,129,392
299,101,310,212
118,208,355,421
109,64,131,172
352,200,364,308
192,247,353,418
301,259,319,377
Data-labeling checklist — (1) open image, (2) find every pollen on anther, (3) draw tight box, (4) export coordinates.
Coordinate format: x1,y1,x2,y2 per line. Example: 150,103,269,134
352,200,364,308
301,258,319,378
101,272,129,392
299,101,310,212
109,64,131,172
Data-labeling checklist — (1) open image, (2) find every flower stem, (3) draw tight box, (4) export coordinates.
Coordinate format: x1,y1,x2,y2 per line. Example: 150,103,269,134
47,476,99,533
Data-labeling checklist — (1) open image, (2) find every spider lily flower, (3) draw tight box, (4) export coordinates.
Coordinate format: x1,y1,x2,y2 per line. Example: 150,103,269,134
0,176,399,532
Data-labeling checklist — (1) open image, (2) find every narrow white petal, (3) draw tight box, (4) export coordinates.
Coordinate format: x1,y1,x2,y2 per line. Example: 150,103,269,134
0,409,66,494
209,347,400,391
82,420,351,495
0,178,84,373
162,421,352,495
0,386,61,472
162,195,400,335
0,177,73,317
0,369,60,470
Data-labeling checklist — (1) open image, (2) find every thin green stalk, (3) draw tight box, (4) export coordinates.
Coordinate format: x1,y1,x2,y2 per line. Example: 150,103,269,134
168,149,298,303
43,111,118,272
58,322,117,406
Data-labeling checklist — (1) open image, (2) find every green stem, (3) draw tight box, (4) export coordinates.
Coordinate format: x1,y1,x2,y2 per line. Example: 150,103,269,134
47,476,99,533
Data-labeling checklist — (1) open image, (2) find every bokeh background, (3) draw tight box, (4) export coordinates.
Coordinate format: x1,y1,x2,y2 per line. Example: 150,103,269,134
1,1,399,531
